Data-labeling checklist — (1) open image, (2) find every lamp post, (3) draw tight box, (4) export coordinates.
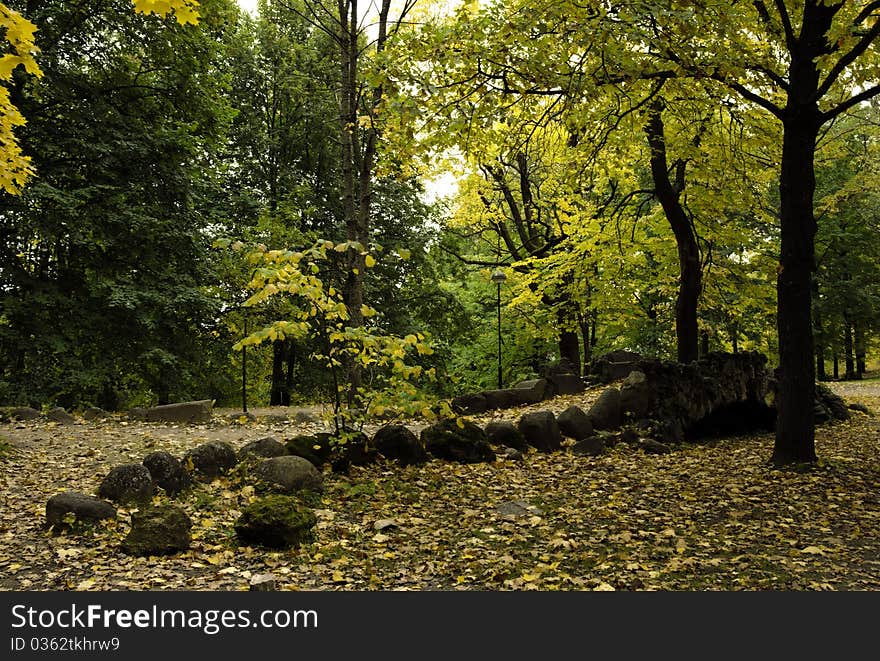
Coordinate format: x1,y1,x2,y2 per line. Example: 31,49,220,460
491,268,507,389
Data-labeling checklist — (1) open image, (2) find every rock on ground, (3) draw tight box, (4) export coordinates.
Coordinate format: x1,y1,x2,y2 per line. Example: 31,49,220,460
97,464,154,504
372,425,428,466
143,451,191,496
252,455,323,494
45,492,116,530
234,495,317,549
121,505,192,556
421,419,495,464
183,441,237,481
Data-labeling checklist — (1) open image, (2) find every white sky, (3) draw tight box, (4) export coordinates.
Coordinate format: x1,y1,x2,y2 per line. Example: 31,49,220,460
236,0,257,14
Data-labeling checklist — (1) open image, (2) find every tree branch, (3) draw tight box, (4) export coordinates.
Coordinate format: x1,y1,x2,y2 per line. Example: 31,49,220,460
821,83,880,122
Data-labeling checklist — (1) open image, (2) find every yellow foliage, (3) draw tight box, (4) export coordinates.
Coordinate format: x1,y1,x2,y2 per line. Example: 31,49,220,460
131,0,200,25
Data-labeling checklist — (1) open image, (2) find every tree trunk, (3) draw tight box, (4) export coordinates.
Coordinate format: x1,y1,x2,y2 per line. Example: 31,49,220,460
771,22,824,464
700,330,709,357
270,340,292,406
558,329,581,376
854,321,865,379
645,101,701,364
579,312,593,372
833,353,839,380
844,317,855,380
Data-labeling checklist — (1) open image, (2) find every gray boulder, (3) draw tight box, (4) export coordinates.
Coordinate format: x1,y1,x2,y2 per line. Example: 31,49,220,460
82,407,110,422
143,451,191,496
46,407,76,425
421,419,495,463
640,439,672,455
620,370,652,419
571,436,605,456
143,400,213,424
46,491,116,530
253,455,323,494
484,421,528,451
121,505,192,556
372,425,428,467
128,407,148,421
98,464,154,504
183,441,237,481
556,405,594,440
588,387,622,430
11,406,41,421
517,411,563,452
235,495,317,549
239,436,288,461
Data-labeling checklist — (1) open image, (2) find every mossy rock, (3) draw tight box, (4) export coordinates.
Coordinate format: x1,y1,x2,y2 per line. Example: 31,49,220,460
234,495,317,549
121,505,192,556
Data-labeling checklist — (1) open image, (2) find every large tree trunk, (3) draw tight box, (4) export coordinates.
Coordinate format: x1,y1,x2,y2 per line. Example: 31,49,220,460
771,21,824,464
645,101,701,364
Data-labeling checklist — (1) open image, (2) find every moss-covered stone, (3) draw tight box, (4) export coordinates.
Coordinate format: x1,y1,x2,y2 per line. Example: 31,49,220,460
121,505,192,556
234,495,317,549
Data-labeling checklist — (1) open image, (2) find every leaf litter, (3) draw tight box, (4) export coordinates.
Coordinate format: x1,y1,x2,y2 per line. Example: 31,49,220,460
0,382,878,591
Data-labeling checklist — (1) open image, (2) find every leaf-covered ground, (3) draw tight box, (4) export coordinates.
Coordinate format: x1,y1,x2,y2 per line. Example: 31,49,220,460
1,381,878,591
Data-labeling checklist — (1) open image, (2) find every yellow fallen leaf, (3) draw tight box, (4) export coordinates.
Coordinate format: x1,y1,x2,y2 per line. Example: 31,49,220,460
332,571,345,583
800,546,824,555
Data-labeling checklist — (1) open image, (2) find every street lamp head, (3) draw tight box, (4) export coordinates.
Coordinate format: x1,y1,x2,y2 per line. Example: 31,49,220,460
491,268,507,284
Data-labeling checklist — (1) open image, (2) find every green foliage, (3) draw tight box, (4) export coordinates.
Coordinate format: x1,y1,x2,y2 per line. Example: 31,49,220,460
218,237,453,433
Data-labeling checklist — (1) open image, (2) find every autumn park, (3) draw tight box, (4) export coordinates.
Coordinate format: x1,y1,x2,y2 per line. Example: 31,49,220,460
0,0,879,594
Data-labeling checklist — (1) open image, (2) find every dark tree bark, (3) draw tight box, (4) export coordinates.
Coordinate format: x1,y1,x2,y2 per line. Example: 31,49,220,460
833,353,839,380
558,329,581,376
700,330,709,357
844,316,855,380
770,4,832,464
270,339,294,406
645,100,701,364
854,321,866,379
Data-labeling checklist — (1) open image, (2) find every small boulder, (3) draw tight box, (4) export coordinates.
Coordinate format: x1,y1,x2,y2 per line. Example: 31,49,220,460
143,451,191,496
556,406,594,440
46,491,116,530
249,574,277,591
98,464,154,504
502,447,524,461
571,436,605,456
451,393,488,414
82,407,110,422
11,406,41,421
640,439,672,454
128,407,148,421
421,419,495,463
183,441,237,481
234,495,317,549
143,400,213,424
619,370,653,419
121,505,192,556
331,432,379,473
484,421,528,451
588,387,622,430
285,434,333,467
239,436,288,461
253,455,323,494
372,425,428,466
517,411,563,452
46,407,76,425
